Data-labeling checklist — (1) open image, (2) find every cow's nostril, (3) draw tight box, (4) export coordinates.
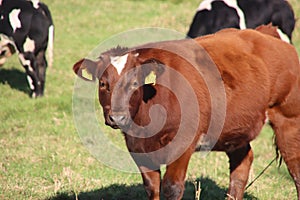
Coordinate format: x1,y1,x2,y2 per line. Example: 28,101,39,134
109,115,115,122
109,115,126,124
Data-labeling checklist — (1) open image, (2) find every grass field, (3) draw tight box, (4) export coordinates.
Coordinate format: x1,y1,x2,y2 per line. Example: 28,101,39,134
0,0,300,199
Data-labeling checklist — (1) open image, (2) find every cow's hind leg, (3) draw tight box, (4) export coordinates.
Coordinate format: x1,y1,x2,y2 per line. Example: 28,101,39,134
268,109,300,199
36,50,48,96
226,144,253,200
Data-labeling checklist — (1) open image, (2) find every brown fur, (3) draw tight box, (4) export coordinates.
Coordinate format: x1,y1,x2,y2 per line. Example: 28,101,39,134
255,23,281,39
73,28,300,200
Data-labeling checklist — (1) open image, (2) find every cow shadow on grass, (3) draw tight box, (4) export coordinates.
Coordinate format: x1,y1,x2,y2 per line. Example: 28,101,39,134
47,177,257,200
0,68,30,95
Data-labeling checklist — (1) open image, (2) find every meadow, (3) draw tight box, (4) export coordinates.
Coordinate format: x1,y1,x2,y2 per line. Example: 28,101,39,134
0,0,299,199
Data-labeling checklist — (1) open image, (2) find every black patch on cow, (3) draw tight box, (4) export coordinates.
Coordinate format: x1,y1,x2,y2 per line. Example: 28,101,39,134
143,84,157,103
187,1,240,38
187,0,295,40
0,0,54,97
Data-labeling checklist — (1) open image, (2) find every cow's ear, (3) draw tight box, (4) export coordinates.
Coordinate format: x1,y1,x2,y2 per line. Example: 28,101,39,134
73,58,98,81
140,58,165,85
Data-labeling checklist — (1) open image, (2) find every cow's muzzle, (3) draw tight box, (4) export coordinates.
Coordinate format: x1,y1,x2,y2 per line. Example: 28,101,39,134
107,112,130,129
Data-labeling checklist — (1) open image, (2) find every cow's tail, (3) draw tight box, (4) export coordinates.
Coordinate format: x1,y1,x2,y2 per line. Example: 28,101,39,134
274,133,283,168
39,2,54,68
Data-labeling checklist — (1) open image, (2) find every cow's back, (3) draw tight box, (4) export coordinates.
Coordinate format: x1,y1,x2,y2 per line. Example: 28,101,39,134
196,29,299,106
195,29,299,150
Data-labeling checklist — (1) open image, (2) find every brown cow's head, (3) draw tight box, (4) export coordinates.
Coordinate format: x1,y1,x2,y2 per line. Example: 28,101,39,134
73,47,164,129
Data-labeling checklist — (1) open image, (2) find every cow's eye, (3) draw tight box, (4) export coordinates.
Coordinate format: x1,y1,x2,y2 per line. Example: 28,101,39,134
133,81,138,87
100,81,106,88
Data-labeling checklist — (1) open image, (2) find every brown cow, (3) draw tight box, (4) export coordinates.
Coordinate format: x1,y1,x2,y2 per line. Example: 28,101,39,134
73,28,300,200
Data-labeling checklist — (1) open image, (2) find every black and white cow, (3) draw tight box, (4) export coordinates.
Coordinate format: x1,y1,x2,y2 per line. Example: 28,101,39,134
187,0,295,43
0,0,54,98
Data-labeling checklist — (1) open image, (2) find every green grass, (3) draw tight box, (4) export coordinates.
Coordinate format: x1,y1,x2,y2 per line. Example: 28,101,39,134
0,0,299,199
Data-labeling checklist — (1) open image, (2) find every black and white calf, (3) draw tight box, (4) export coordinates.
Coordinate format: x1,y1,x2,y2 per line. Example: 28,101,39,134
0,0,54,97
187,0,295,43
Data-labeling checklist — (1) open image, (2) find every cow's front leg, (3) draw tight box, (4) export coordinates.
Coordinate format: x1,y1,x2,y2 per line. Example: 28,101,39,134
226,144,253,200
162,149,193,200
19,52,42,98
139,166,161,200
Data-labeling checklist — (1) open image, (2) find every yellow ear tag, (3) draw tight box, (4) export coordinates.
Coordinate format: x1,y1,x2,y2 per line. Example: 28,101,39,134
82,68,93,81
145,71,156,85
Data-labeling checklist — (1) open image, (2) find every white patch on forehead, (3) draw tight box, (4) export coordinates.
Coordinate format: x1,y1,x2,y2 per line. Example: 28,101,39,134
276,28,291,43
110,54,129,75
0,0,2,5
28,0,40,9
9,9,22,32
24,37,35,52
197,0,246,29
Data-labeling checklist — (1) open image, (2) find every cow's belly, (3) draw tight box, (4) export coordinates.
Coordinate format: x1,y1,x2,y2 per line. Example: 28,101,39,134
196,111,267,152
